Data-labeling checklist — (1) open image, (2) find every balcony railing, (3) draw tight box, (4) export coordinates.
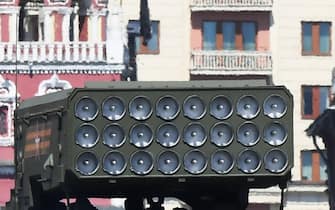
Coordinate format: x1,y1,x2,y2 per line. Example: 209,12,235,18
190,50,272,75
190,0,273,11
0,42,106,63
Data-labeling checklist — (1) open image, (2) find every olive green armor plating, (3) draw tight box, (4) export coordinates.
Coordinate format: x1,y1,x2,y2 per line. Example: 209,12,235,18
8,81,294,210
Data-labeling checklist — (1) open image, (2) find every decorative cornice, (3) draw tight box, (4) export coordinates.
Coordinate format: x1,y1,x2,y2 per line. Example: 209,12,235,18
287,181,327,192
0,0,15,6
249,182,329,207
42,6,73,14
88,7,108,16
0,6,19,14
0,160,14,166
0,63,125,74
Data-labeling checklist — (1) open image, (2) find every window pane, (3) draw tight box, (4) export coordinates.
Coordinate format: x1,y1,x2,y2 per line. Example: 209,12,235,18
319,87,329,114
222,22,235,50
147,21,158,51
132,20,159,54
0,106,8,136
320,152,327,181
302,151,312,181
24,15,39,41
242,22,256,51
320,22,330,54
203,21,216,50
303,86,313,115
302,23,312,53
135,37,141,53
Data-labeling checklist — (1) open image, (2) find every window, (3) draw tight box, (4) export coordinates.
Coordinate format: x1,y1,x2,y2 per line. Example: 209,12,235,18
0,77,15,146
19,3,40,41
79,15,88,41
77,0,92,41
49,0,66,2
302,85,329,119
302,22,331,56
203,21,216,50
222,22,235,50
134,21,160,54
301,150,327,182
0,106,8,136
97,0,108,4
202,21,257,51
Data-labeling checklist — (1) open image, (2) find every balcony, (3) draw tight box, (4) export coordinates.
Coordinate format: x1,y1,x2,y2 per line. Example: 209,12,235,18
190,50,272,75
0,42,126,74
190,0,273,11
0,42,106,63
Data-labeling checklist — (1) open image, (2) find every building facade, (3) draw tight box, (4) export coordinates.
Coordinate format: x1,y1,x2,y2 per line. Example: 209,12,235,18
188,0,333,210
0,0,334,209
0,0,124,207
0,0,190,208
272,0,335,209
189,0,273,82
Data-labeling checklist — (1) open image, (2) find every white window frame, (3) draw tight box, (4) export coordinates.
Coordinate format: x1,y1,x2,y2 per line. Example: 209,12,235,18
35,74,72,96
96,0,108,7
0,76,17,146
47,0,69,6
0,0,15,5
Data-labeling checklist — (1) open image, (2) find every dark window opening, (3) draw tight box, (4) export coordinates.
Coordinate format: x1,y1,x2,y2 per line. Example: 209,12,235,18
19,1,42,41
78,0,92,41
79,15,88,41
0,106,8,136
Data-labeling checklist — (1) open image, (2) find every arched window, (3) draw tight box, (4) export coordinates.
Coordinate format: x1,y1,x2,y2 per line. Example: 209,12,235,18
0,76,17,146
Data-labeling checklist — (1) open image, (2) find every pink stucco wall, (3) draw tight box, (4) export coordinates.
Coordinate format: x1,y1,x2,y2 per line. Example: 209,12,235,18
0,179,14,206
191,12,271,51
2,73,121,100
0,147,13,162
54,12,63,42
1,14,9,42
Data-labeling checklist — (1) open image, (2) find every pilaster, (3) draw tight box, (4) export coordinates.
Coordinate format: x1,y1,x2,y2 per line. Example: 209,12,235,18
58,7,73,42
88,8,108,42
42,7,53,42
